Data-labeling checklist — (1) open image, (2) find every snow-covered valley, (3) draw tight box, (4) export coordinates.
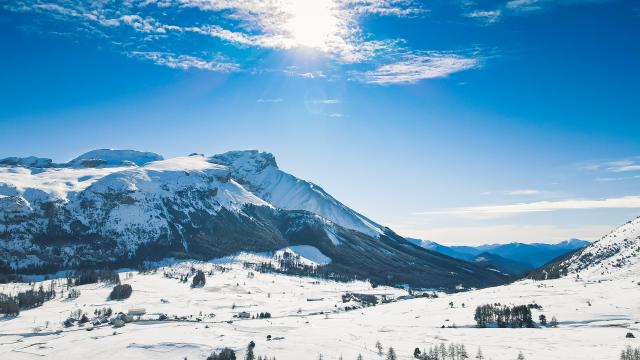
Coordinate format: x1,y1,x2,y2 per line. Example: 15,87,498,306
1,252,639,360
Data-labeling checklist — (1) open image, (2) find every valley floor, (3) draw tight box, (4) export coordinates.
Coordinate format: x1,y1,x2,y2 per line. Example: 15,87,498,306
1,257,639,360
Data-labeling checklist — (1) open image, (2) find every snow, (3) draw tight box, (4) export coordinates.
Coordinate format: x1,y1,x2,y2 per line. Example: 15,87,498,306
1,263,638,360
283,245,332,265
69,149,164,166
565,217,640,281
210,150,385,237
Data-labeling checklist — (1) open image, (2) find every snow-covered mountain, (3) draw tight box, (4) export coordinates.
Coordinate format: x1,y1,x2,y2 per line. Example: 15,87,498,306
531,217,640,280
0,149,507,289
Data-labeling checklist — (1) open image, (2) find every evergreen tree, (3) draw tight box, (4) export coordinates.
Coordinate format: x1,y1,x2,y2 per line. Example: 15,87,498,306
376,341,383,355
516,352,525,360
192,270,206,288
386,347,397,360
245,341,255,360
538,314,547,326
357,354,363,360
475,348,484,360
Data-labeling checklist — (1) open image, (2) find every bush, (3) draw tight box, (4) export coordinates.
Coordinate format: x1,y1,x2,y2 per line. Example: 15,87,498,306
109,284,132,300
192,270,206,288
208,348,236,360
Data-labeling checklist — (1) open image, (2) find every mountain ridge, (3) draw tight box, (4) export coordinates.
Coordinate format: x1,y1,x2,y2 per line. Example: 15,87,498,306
0,149,507,289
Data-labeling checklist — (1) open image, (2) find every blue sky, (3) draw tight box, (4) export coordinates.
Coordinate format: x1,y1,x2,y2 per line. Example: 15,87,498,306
1,0,639,245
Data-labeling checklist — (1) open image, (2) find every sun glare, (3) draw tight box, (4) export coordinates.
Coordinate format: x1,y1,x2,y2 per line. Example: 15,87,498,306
283,0,342,50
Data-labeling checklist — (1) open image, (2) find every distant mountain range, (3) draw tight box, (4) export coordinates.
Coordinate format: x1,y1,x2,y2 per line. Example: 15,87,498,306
0,149,508,289
406,238,590,275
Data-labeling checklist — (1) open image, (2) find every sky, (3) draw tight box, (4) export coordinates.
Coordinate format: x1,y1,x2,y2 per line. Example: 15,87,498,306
1,0,639,245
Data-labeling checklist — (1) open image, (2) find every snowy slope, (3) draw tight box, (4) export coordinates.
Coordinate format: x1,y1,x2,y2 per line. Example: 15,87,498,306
533,217,640,281
210,150,385,237
69,149,164,167
1,261,638,360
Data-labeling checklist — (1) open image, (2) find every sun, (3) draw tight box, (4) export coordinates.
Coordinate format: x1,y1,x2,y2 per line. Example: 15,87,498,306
283,0,342,50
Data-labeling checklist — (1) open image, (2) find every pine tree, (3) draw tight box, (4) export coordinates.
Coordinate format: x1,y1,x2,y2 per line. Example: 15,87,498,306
550,316,558,327
376,341,383,355
245,341,255,360
517,351,525,360
475,348,484,360
357,354,363,360
386,347,397,360
538,314,547,326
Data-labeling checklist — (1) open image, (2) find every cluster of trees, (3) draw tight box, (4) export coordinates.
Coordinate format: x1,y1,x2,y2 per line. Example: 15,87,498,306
0,283,57,316
0,273,23,284
66,269,120,286
621,347,640,360
474,304,534,328
109,284,132,300
342,292,378,306
0,293,19,316
255,312,271,319
244,252,359,283
413,343,470,360
192,270,206,288
207,341,276,360
94,307,113,317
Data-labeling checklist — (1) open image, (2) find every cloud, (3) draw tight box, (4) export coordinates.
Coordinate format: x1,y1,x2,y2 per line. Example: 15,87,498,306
257,98,284,103
609,164,640,173
506,0,545,11
326,112,344,118
284,69,327,79
596,175,640,182
505,189,540,196
420,195,640,217
360,52,480,85
579,157,640,173
6,0,478,84
127,51,238,72
392,223,610,246
464,9,502,24
312,99,341,104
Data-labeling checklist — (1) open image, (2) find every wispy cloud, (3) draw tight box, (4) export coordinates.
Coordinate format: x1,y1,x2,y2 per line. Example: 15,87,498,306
127,51,238,72
506,0,545,12
596,175,640,182
462,0,615,25
326,112,344,118
420,196,640,217
504,189,540,196
312,99,341,104
359,52,480,85
579,156,640,173
6,0,479,85
257,98,285,103
464,10,502,24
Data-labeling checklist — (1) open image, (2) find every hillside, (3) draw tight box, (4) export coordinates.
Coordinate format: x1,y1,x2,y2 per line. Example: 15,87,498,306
532,217,640,280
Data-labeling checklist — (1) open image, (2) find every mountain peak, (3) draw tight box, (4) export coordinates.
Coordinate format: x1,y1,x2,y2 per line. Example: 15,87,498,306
69,149,164,167
209,150,278,173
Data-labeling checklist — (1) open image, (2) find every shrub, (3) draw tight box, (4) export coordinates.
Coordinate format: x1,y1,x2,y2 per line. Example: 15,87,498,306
192,270,206,288
109,284,132,300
